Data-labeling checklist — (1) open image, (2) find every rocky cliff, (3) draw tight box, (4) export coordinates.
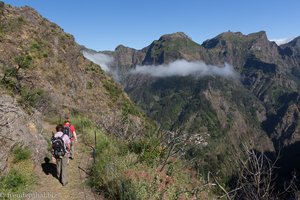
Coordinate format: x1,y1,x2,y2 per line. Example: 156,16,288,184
0,91,47,173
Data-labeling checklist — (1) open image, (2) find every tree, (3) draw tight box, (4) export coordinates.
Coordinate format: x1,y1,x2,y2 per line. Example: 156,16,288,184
1,54,32,91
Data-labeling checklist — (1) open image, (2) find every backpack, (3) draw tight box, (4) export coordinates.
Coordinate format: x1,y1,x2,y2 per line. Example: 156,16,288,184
51,135,66,158
63,124,73,139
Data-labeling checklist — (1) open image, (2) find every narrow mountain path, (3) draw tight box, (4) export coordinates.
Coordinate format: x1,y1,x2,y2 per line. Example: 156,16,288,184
28,122,102,200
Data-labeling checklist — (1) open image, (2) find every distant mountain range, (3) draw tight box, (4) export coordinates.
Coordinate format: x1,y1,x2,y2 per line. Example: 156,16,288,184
84,31,300,169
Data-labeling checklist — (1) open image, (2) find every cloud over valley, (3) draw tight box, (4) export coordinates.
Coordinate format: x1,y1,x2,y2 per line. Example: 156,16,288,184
130,60,239,79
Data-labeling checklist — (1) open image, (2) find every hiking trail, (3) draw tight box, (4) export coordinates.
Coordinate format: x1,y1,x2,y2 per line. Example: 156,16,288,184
29,121,103,200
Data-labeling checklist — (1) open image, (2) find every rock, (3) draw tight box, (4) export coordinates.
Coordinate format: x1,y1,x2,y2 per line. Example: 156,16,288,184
0,92,48,173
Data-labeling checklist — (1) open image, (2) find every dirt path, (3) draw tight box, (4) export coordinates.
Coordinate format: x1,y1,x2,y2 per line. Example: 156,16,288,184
29,122,102,200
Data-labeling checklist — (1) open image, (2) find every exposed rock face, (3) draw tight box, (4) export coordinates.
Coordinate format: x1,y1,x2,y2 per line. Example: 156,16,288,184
281,36,300,56
108,45,146,82
0,92,47,172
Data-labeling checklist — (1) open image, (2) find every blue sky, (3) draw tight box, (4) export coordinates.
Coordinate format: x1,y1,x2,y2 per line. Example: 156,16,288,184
3,0,300,51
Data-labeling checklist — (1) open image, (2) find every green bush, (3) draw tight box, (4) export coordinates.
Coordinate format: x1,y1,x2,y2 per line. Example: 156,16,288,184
17,17,24,23
42,52,48,58
29,40,49,59
87,81,93,89
1,170,27,192
0,76,17,91
128,136,163,166
13,146,31,163
15,55,32,69
18,88,44,109
30,41,42,52
3,67,18,78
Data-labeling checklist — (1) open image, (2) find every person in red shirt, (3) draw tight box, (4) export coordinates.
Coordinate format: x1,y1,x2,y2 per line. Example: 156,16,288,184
64,117,78,160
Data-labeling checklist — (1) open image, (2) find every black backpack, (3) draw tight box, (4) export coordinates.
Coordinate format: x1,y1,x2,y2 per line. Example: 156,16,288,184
52,135,66,158
63,125,73,139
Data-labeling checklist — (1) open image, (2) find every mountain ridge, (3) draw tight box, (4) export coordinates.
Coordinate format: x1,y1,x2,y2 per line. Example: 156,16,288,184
91,30,300,153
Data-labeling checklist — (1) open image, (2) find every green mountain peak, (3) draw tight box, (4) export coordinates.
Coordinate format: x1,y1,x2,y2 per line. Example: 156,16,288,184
159,32,191,41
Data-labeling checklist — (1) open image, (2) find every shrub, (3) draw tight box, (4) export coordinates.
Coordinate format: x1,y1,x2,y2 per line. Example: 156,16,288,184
128,137,162,166
29,40,49,59
13,146,31,163
87,81,93,89
15,55,32,69
1,170,27,192
19,88,44,109
0,75,17,91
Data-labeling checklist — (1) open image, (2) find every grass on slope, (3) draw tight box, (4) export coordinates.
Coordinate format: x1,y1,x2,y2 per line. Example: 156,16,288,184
0,146,37,197
69,115,211,199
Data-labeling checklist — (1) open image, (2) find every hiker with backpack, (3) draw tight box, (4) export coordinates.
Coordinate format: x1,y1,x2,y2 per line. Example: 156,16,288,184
52,124,71,186
63,117,78,160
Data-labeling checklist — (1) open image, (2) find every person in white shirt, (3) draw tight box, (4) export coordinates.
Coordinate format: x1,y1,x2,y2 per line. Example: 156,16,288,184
53,124,71,186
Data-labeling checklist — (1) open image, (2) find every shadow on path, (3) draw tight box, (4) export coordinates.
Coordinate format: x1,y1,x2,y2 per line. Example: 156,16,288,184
41,157,57,178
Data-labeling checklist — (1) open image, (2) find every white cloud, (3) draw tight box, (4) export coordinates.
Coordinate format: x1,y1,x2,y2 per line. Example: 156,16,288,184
130,60,239,79
270,37,294,45
82,50,122,82
82,52,239,81
82,51,113,72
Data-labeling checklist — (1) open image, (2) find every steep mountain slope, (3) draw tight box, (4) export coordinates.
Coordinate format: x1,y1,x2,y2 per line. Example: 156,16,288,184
205,32,300,149
0,2,150,178
281,36,300,80
0,3,150,134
